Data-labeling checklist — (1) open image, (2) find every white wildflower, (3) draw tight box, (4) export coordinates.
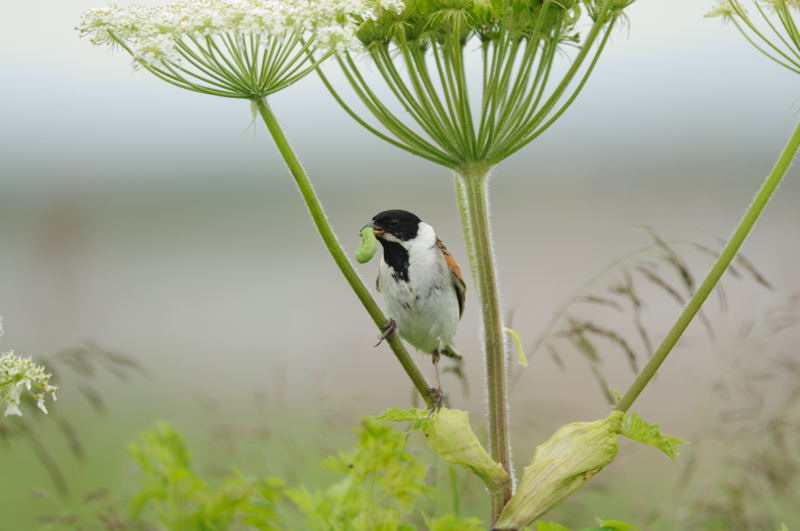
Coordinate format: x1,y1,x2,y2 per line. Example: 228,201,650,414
0,334,58,417
78,0,404,97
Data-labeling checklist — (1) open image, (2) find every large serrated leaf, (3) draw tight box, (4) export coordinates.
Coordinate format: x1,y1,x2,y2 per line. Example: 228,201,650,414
620,412,687,462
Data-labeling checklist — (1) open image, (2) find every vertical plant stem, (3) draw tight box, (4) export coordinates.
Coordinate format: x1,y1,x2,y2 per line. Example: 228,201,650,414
456,165,513,521
616,120,800,413
454,175,479,282
254,97,433,407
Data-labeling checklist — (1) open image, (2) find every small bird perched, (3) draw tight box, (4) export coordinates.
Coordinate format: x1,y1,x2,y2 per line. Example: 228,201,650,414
368,209,466,406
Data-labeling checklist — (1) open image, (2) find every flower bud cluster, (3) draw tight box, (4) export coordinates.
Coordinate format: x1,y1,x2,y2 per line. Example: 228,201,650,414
354,0,628,49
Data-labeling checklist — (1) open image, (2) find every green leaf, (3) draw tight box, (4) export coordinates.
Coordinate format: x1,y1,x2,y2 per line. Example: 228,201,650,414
420,409,509,494
495,412,624,529
620,412,687,462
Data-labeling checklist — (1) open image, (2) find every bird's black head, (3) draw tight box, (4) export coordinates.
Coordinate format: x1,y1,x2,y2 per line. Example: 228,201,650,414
371,210,422,242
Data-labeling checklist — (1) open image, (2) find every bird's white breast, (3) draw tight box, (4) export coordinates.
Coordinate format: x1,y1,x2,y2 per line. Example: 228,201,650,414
378,222,460,354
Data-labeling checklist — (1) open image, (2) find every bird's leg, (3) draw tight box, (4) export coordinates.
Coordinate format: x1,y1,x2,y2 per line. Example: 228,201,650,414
427,350,444,412
432,349,443,391
375,318,397,347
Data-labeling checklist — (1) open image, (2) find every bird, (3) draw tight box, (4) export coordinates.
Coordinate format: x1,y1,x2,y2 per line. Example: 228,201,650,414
367,209,465,407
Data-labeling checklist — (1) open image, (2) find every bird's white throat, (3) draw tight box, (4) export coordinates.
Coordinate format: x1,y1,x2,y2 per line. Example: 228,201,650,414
386,221,436,249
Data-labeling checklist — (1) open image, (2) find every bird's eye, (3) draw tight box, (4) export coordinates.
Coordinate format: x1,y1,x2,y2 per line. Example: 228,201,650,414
389,219,399,227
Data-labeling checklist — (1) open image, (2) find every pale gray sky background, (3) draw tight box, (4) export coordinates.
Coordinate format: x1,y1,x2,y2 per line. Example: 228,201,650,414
0,0,798,191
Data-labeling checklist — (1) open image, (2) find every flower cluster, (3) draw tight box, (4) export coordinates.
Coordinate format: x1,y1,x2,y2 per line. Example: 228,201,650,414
0,321,57,417
79,0,403,67
79,0,404,97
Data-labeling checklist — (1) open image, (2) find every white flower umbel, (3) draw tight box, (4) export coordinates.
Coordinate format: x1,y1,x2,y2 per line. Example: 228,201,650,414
0,322,57,417
79,0,404,98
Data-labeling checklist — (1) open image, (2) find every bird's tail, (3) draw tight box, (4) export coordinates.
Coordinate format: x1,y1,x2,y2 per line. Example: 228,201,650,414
440,344,462,360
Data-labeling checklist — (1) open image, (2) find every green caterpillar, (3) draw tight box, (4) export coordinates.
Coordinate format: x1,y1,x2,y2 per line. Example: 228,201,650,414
355,226,378,263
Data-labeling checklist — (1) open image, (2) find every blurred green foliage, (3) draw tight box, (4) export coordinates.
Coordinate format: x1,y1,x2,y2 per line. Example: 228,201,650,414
129,422,284,530
127,419,490,530
535,519,637,531
287,419,431,530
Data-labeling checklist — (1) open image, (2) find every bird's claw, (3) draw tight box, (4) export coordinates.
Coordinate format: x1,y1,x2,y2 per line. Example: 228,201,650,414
426,387,444,415
375,318,397,347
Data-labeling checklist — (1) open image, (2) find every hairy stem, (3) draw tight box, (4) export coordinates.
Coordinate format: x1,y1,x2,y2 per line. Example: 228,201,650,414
616,120,800,413
254,97,434,407
456,164,513,521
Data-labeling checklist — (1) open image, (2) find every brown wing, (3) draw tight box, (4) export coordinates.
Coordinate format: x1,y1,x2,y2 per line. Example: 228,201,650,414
436,239,466,318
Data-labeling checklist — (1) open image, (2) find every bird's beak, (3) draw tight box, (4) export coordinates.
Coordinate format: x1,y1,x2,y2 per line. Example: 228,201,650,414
365,220,384,237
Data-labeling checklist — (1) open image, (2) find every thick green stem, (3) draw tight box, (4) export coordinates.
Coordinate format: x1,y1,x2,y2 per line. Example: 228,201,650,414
254,97,433,407
456,165,513,521
616,120,800,413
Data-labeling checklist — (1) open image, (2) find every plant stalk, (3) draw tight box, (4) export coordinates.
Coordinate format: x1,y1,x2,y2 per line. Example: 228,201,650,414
616,120,800,413
254,97,434,408
455,165,513,521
